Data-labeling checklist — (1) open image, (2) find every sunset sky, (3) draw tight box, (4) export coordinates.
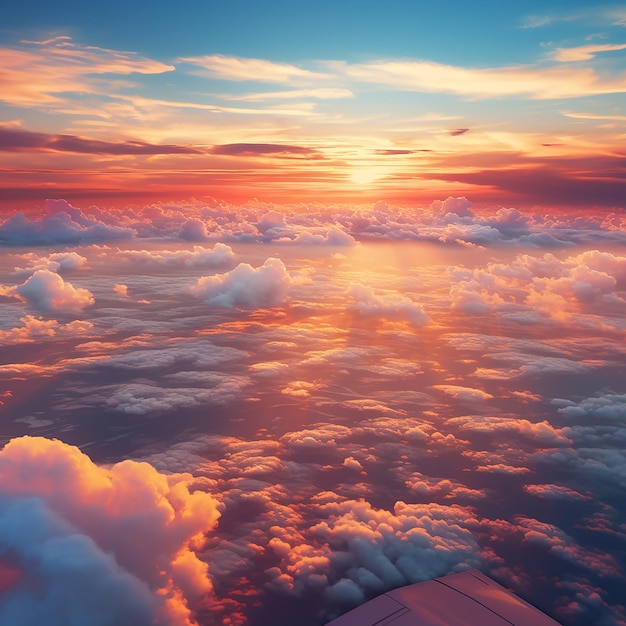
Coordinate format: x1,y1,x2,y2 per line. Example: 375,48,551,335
1,0,626,208
1,3,626,626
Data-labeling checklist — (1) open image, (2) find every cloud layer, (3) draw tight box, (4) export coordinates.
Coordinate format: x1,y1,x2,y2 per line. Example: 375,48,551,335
1,197,625,626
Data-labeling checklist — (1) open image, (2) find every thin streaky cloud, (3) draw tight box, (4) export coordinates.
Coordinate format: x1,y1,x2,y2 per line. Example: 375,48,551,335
114,94,319,117
521,14,556,28
561,110,626,121
177,54,330,84
522,6,626,29
330,58,626,99
552,43,626,62
221,88,354,102
607,8,626,26
210,143,323,158
0,126,202,155
0,38,173,106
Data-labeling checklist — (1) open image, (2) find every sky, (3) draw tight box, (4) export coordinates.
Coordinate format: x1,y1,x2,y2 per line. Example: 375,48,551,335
1,3,626,626
1,0,626,208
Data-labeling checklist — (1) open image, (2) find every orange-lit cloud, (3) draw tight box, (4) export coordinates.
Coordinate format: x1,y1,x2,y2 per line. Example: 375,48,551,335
0,315,93,343
224,87,354,101
332,58,626,99
0,436,220,625
0,36,173,107
551,42,626,62
177,54,329,83
191,258,293,309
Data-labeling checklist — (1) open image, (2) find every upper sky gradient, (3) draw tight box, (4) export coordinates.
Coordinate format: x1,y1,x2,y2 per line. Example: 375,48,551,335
1,0,625,208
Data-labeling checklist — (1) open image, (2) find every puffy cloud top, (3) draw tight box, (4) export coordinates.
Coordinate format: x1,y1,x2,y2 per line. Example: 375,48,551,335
0,436,220,626
15,269,94,314
0,200,135,246
192,257,293,309
349,284,429,327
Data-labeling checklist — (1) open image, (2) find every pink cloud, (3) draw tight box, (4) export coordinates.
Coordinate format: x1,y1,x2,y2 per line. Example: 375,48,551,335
0,436,220,625
349,284,429,327
0,315,93,344
0,37,173,107
523,483,590,501
432,385,494,403
191,257,293,309
15,269,94,314
0,200,135,245
447,415,571,446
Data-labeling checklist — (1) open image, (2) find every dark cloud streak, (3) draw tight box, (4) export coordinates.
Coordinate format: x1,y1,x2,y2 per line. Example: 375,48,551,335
0,126,201,155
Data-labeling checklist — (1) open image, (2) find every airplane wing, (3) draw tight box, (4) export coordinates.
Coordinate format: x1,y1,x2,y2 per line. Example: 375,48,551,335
325,569,561,625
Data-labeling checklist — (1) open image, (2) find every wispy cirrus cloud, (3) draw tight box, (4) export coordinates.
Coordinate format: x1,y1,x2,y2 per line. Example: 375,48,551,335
177,54,329,84
112,93,320,117
609,8,626,26
561,110,626,121
330,58,626,99
520,7,619,29
551,42,626,62
0,125,327,163
222,87,353,101
0,36,173,106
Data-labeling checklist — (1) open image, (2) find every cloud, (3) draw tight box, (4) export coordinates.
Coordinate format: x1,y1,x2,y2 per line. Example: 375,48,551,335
432,163,626,209
124,244,236,269
561,110,626,122
446,415,571,446
0,37,173,107
281,380,320,397
210,143,322,159
506,516,620,575
283,226,357,246
349,284,429,327
449,128,469,136
342,457,364,471
0,315,93,344
15,251,87,275
2,199,626,624
0,436,220,625
177,54,328,84
404,472,487,502
113,283,129,297
281,500,482,604
0,200,135,246
179,219,209,242
0,126,200,155
14,269,94,314
552,43,626,63
225,87,353,102
375,149,416,155
447,248,626,326
523,483,590,501
4,198,626,250
557,392,626,421
105,378,249,415
609,8,626,26
432,385,493,403
191,257,293,309
98,341,246,372
333,58,626,99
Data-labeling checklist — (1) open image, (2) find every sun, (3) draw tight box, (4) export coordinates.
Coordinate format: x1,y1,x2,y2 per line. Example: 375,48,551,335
349,168,383,186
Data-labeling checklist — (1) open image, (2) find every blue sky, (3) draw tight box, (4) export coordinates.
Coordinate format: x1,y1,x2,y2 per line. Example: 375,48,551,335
1,0,617,62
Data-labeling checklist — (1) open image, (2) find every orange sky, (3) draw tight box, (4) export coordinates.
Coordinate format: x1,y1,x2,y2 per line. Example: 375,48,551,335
1,3,626,211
